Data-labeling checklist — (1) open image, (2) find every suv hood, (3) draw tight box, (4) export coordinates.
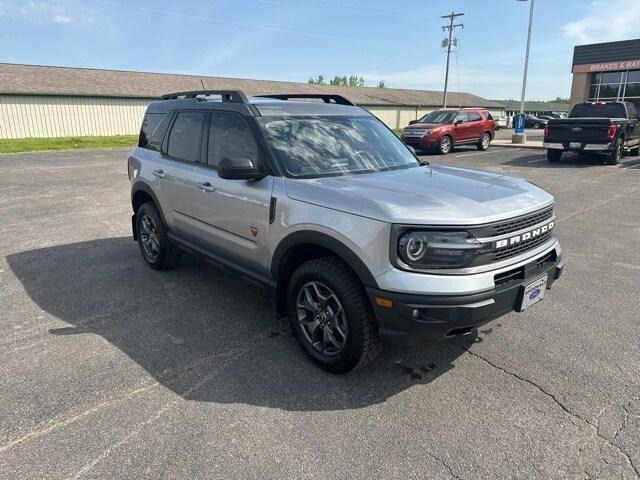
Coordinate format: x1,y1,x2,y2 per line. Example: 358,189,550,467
404,123,448,130
284,165,554,225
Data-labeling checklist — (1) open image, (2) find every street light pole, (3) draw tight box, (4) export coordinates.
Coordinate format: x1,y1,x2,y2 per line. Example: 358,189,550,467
513,0,535,144
519,0,535,115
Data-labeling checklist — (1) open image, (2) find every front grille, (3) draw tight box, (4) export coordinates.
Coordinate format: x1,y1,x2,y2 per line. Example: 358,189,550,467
494,250,557,287
492,206,553,236
493,230,553,261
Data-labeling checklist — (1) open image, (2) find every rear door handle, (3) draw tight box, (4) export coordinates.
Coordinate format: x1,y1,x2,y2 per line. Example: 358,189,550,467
196,181,216,192
153,169,166,178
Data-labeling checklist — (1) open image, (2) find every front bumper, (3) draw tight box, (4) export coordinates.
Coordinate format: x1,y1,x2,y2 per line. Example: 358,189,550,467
402,136,440,149
367,250,563,347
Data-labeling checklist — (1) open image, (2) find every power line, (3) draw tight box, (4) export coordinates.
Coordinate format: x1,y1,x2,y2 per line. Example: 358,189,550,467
441,11,464,109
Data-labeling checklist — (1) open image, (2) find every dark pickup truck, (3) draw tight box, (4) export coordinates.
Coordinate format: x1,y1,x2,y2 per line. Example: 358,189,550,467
544,101,640,164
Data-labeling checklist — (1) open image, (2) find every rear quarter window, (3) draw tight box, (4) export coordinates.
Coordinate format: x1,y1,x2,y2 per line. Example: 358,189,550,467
139,113,165,150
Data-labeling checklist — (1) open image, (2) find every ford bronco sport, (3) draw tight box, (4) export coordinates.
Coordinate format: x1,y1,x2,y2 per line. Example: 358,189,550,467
128,90,563,373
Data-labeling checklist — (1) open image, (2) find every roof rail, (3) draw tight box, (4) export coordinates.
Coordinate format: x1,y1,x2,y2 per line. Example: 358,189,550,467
160,90,248,103
255,94,354,106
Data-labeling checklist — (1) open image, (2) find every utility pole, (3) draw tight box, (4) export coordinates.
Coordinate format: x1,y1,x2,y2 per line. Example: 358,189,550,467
441,11,464,109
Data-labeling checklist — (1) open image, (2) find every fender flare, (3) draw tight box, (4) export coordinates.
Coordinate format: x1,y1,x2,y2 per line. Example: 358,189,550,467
271,230,378,288
131,181,167,226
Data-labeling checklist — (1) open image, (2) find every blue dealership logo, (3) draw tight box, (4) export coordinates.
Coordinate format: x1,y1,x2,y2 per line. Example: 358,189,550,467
529,288,541,300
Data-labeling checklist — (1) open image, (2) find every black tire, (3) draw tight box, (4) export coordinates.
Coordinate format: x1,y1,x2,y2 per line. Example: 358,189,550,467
630,146,640,156
438,135,453,155
606,139,622,165
477,132,491,151
547,149,562,162
286,257,381,373
136,202,180,270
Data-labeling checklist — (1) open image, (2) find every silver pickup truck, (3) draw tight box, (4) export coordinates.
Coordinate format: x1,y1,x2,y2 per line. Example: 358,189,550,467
128,90,563,373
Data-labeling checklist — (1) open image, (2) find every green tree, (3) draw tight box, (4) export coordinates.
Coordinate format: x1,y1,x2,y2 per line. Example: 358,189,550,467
308,75,326,85
551,96,569,103
377,80,386,88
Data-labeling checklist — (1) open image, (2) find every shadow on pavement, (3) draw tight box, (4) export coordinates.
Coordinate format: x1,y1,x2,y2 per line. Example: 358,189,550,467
7,237,472,411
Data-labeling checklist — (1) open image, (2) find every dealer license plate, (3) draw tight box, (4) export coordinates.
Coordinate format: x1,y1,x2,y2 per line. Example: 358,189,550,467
519,276,548,311
569,142,581,149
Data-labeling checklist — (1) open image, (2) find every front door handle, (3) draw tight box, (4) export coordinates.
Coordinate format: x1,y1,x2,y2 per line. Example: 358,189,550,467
196,181,216,192
153,169,166,178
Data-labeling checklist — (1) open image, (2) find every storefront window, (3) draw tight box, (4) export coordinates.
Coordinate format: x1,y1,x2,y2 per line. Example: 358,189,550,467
588,69,640,111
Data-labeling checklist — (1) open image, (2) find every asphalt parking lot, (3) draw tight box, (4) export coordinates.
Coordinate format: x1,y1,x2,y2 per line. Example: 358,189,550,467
1,145,639,479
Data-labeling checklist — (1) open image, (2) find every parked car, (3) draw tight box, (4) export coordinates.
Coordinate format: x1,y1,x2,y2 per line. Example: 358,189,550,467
129,90,563,373
524,115,548,129
544,101,640,164
495,117,508,129
401,108,496,154
537,115,556,122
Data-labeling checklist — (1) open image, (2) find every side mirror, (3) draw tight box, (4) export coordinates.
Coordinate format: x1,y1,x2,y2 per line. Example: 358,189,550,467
408,120,419,125
454,120,464,126
217,156,265,180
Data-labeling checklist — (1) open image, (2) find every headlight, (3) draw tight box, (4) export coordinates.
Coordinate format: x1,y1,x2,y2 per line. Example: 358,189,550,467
397,231,489,269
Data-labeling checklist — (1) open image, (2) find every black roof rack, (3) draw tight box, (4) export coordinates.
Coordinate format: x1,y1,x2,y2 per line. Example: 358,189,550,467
255,94,355,106
160,90,249,103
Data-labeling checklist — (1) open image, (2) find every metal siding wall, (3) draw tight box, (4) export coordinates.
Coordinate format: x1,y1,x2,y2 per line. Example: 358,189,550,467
0,95,151,139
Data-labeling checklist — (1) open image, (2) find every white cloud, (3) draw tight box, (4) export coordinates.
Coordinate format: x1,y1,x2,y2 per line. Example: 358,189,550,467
563,0,640,44
5,0,94,25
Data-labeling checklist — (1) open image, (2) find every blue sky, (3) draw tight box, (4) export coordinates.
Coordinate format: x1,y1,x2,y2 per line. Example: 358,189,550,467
1,0,639,100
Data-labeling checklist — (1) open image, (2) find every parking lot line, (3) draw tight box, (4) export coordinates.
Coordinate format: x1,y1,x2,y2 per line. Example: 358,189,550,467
526,157,547,163
454,148,520,158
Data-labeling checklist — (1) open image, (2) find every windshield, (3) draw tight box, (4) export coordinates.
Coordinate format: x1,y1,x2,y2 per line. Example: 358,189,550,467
258,116,419,178
570,103,627,118
418,110,457,124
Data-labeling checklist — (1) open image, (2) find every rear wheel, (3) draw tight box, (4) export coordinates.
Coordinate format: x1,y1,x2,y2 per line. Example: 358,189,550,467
136,202,180,270
477,133,491,151
438,135,453,155
630,146,640,156
547,149,562,162
286,257,381,373
606,139,622,165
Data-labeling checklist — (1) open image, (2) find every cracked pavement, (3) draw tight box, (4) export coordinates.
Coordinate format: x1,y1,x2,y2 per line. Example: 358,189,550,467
0,147,639,479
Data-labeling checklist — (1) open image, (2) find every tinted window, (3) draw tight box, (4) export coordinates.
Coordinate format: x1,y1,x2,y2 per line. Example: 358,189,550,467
569,103,627,118
207,113,259,168
167,112,204,162
467,112,482,122
147,114,173,152
139,113,164,150
455,112,469,122
485,111,494,120
627,70,640,83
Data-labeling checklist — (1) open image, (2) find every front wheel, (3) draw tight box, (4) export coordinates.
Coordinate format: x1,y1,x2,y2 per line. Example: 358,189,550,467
547,149,562,162
286,257,381,373
477,133,491,151
438,136,453,155
606,139,622,165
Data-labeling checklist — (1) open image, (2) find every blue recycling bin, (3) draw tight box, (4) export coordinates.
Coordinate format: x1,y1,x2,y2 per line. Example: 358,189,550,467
514,113,525,134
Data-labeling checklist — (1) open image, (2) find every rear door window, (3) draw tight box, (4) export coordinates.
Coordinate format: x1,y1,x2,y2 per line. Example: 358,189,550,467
207,112,259,168
467,112,482,122
166,112,205,162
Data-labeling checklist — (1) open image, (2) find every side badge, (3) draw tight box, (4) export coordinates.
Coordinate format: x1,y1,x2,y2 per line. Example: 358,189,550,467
249,226,259,237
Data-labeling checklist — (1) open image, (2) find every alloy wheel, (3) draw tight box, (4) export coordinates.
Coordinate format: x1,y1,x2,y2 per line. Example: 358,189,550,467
482,135,490,149
139,214,160,261
296,281,348,356
440,137,452,154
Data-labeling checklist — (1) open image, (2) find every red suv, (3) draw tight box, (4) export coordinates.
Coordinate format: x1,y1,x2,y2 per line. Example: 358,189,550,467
401,108,496,155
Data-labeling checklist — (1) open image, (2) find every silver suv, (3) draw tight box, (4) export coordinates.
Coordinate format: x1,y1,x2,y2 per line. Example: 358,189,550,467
128,90,563,373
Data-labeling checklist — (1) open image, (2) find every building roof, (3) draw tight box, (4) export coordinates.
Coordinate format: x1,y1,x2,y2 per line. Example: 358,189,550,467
494,100,570,112
0,63,504,108
573,38,640,66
